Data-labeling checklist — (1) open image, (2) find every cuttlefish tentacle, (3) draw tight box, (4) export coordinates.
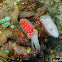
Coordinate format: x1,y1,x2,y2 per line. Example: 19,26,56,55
31,30,40,53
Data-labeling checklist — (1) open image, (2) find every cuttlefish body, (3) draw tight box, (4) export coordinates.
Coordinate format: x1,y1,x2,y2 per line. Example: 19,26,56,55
39,15,59,38
20,19,40,53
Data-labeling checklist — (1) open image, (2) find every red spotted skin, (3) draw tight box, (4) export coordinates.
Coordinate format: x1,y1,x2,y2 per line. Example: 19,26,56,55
22,20,33,33
20,19,36,38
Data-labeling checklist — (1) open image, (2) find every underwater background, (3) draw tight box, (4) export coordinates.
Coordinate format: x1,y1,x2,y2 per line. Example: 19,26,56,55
0,0,62,62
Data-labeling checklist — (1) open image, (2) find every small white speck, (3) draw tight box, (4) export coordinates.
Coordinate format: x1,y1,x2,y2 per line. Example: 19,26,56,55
22,2,24,4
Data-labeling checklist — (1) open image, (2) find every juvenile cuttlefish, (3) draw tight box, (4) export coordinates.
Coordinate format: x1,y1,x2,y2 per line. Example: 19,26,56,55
39,15,59,38
20,19,40,53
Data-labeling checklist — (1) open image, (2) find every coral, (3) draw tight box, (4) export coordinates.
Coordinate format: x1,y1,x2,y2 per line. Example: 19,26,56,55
3,22,10,28
0,33,7,46
0,9,13,19
19,11,35,18
0,16,15,29
26,3,36,11
11,6,19,22
0,19,6,24
5,16,11,22
19,3,49,19
0,30,12,46
10,25,15,29
34,3,50,19
0,41,35,61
